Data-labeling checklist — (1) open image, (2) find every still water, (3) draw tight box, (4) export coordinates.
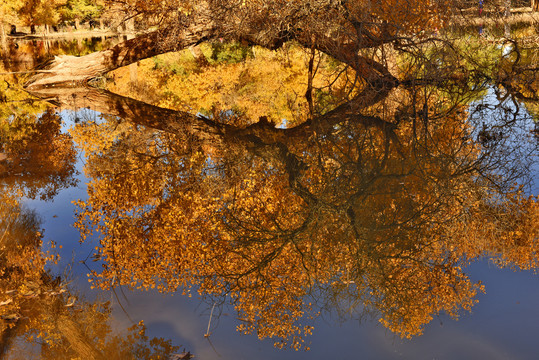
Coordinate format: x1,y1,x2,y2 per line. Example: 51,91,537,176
1,34,538,359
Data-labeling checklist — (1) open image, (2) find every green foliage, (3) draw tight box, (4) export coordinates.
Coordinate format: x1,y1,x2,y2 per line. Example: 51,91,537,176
60,0,103,23
152,53,190,76
210,41,254,65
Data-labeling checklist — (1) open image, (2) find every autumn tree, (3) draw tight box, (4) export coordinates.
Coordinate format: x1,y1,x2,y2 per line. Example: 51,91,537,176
0,0,24,44
0,191,57,356
27,65,532,348
25,0,453,88
0,192,184,359
0,105,78,200
17,0,68,32
19,0,539,350
60,0,104,29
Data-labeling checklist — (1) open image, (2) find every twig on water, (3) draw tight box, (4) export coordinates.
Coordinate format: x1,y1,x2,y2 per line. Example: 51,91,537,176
204,302,216,338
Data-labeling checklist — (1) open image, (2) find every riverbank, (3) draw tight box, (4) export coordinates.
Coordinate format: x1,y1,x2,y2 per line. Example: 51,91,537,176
7,29,133,40
450,7,539,26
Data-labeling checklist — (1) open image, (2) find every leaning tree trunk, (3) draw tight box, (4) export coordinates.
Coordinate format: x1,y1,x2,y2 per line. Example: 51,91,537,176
27,84,394,152
24,2,396,90
25,32,162,88
25,25,215,89
25,31,394,90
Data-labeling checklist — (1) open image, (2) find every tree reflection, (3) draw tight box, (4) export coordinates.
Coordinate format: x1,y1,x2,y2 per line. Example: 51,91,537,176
0,108,78,200
0,192,183,359
39,72,535,349
1,72,184,357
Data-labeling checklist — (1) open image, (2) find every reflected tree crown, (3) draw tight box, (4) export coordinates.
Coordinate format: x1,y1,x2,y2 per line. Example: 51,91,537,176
2,0,537,352
64,58,538,348
0,193,183,359
0,98,78,200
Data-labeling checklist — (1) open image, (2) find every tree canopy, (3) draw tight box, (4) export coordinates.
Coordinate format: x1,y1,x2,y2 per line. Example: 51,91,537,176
0,104,78,200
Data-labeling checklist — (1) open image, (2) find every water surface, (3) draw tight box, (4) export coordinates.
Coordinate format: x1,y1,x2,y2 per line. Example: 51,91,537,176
1,32,538,359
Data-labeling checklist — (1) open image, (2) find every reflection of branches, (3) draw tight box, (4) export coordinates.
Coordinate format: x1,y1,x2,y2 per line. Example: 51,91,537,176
35,64,538,347
0,109,78,200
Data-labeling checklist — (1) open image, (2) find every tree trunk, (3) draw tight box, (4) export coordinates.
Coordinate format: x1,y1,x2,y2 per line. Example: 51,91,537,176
0,23,6,52
504,0,512,38
26,85,393,149
24,2,397,89
504,0,511,17
57,316,105,360
25,25,215,89
25,32,393,89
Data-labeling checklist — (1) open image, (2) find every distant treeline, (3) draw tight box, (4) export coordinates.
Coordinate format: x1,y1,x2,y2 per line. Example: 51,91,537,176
1,0,115,35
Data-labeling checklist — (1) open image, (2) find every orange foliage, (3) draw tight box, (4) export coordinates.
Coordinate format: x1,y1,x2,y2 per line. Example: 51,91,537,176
0,193,181,358
69,82,538,348
0,109,78,200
